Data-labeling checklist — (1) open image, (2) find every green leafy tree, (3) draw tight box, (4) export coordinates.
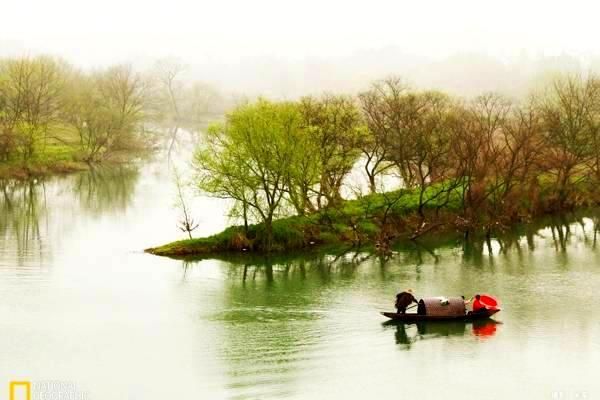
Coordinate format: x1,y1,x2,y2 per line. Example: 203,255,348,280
194,99,301,251
285,125,321,215
298,94,364,208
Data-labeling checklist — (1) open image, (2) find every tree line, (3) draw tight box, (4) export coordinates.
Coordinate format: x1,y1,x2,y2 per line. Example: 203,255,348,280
0,56,226,166
195,74,600,251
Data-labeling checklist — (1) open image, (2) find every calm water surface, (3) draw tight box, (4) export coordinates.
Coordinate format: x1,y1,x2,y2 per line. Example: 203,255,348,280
0,160,599,400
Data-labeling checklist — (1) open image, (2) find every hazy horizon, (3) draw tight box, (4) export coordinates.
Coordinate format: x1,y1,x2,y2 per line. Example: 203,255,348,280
3,0,600,97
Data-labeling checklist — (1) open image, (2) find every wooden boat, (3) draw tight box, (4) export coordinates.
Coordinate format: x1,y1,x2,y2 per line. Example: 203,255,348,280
381,308,500,322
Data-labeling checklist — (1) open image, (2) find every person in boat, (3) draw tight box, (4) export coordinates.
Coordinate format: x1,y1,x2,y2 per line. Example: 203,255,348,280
395,289,418,314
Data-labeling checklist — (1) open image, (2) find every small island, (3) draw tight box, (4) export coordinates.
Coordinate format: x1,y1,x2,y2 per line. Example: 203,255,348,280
147,75,600,257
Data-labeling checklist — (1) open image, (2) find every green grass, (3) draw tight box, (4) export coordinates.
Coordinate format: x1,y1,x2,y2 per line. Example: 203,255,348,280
0,142,89,179
146,184,465,257
146,175,600,258
0,126,149,179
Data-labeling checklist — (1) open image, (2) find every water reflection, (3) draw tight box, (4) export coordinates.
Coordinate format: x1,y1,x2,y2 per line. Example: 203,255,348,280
459,212,600,260
196,251,386,399
171,211,600,398
0,165,139,264
384,319,500,350
73,165,139,214
0,179,47,264
1,160,599,399
472,319,499,338
179,209,600,283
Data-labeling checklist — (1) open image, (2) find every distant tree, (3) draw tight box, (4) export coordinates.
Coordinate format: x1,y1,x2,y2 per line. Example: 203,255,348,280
448,93,544,237
154,59,186,123
360,82,461,224
62,72,113,162
62,65,148,161
0,56,66,160
96,65,148,152
153,59,186,157
0,85,13,160
182,81,225,127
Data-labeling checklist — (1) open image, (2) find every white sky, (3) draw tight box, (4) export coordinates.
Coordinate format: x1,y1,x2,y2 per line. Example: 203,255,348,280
2,0,600,66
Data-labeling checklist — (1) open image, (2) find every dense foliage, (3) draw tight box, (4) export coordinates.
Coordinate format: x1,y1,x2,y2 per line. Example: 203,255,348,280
193,74,600,252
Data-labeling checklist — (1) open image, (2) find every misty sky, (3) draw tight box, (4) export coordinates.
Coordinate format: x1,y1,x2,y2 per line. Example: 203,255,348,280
2,0,600,96
2,0,599,64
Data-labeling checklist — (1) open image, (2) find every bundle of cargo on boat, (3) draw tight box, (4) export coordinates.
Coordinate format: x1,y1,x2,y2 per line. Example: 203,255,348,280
418,297,466,316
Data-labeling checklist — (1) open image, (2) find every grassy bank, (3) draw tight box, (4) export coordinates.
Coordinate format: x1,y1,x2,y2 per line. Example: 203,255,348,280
146,185,468,257
146,177,600,258
0,140,150,180
0,143,87,179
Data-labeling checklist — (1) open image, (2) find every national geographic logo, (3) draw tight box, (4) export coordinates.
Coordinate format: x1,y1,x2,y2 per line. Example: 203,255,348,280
9,381,88,400
9,382,30,400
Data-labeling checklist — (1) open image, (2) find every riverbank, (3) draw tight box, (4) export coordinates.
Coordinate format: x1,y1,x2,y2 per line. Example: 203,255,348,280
0,142,152,180
145,191,440,257
0,143,82,179
146,179,600,258
0,161,90,180
142,185,507,257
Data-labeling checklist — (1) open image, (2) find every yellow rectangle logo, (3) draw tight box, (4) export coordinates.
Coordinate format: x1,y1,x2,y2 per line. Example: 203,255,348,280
9,381,31,400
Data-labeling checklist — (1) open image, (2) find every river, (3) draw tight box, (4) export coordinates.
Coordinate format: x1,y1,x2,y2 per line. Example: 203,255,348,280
0,157,599,400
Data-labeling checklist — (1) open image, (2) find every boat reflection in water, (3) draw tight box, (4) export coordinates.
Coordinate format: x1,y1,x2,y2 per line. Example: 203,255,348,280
384,319,500,349
471,319,498,338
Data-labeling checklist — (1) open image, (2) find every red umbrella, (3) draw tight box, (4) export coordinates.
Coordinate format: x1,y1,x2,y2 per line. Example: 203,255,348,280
479,294,500,310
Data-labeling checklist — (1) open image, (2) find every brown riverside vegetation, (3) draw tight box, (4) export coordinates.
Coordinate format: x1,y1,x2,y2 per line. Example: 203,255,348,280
148,73,600,256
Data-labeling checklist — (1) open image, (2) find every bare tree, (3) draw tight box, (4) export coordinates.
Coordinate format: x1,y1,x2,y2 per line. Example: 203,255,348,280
154,59,186,158
62,65,148,161
483,98,543,229
365,77,420,188
173,168,199,239
538,75,600,208
358,81,400,193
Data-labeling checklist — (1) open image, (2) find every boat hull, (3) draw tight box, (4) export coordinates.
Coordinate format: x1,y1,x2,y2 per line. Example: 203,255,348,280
381,309,499,322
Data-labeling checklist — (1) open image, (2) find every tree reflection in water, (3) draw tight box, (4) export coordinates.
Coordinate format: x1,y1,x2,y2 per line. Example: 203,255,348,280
170,211,600,398
0,179,46,264
0,165,139,264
